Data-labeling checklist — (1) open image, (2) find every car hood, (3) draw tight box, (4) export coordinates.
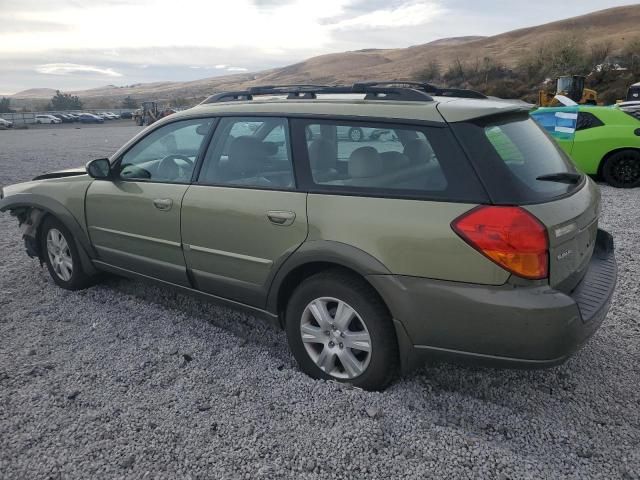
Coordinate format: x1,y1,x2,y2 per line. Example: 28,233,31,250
32,166,87,181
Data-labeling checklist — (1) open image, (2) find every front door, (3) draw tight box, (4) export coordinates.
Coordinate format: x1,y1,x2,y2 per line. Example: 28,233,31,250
181,116,308,307
86,117,214,286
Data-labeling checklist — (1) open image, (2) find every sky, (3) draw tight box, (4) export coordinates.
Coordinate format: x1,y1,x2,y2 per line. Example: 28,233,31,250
0,0,636,95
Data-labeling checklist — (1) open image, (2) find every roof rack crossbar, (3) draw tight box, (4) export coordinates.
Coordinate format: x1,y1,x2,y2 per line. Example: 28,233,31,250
355,81,488,99
201,83,435,104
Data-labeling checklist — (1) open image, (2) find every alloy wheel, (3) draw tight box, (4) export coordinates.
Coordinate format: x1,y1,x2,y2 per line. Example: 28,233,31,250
46,228,73,281
300,297,372,379
610,153,640,186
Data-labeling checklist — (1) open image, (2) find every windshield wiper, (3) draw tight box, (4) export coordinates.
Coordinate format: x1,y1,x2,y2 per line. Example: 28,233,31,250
536,172,582,184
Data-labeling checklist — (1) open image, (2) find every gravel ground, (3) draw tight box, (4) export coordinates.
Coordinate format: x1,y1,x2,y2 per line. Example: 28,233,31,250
0,125,639,479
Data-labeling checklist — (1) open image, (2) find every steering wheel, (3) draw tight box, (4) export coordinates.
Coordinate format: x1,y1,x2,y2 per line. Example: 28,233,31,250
157,154,194,180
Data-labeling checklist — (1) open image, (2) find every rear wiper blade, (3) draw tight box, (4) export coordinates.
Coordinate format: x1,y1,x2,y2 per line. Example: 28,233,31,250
536,172,582,184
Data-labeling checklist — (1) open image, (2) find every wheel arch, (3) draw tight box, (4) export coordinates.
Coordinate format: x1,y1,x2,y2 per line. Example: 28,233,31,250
0,193,97,274
267,240,392,322
597,147,640,177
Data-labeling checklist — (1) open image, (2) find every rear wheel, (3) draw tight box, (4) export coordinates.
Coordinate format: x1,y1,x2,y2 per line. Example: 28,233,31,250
285,270,398,391
41,217,95,290
602,150,640,188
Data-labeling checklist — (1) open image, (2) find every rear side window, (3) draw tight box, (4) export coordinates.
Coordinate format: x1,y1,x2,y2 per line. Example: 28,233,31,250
576,112,604,131
292,119,487,203
453,114,582,204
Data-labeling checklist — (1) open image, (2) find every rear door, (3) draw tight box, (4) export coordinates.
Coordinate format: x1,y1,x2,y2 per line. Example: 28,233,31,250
181,116,307,307
86,117,214,285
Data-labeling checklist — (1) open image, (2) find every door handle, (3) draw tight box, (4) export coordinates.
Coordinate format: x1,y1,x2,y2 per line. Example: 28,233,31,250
267,210,296,226
153,198,173,211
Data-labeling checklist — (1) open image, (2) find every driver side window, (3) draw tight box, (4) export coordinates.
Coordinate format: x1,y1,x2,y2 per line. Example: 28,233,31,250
118,118,213,183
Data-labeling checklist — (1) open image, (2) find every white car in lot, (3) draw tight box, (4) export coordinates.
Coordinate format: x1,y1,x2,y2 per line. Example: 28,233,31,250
105,112,120,119
35,114,62,124
0,117,13,129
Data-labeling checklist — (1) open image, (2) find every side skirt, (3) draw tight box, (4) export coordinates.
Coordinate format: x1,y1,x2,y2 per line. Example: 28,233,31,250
92,260,281,328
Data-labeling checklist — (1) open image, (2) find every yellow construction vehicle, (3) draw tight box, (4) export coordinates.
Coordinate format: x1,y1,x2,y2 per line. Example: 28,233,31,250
538,75,598,107
132,101,159,126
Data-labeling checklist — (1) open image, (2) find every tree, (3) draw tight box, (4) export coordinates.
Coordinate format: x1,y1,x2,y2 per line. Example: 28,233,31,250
47,90,83,111
170,97,189,108
121,95,137,109
0,97,11,113
415,60,441,82
590,40,613,67
620,37,640,73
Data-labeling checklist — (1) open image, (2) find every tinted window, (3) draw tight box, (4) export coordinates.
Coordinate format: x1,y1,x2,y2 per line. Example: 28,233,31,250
198,117,294,189
292,119,490,201
453,114,582,204
118,118,212,183
576,111,604,131
302,122,447,192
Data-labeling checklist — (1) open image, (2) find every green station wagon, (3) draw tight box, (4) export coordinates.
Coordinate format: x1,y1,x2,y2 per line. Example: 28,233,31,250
0,83,617,390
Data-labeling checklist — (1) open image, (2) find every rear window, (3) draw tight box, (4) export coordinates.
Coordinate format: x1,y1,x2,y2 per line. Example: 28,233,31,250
291,118,488,203
452,113,582,204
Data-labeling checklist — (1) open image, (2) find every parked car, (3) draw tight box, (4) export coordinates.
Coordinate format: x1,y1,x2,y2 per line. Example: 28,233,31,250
35,114,61,124
306,125,389,142
0,117,13,129
78,113,104,124
53,114,74,123
65,113,80,122
0,83,617,390
106,112,121,119
120,111,133,119
531,104,640,188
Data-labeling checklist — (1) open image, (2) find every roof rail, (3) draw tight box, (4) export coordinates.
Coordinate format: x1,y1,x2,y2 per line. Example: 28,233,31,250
356,81,488,99
201,83,434,104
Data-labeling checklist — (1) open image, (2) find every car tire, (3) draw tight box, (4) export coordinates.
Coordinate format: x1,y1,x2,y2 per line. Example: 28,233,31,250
348,127,364,142
285,270,398,391
602,150,640,188
40,216,95,290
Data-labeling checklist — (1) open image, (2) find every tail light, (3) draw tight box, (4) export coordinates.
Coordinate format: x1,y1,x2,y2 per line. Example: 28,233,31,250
451,206,549,280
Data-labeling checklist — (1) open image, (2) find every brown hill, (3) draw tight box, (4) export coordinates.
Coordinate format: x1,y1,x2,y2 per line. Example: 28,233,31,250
10,4,640,106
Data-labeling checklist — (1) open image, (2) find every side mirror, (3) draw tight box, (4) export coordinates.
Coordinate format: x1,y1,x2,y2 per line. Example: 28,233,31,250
86,158,111,179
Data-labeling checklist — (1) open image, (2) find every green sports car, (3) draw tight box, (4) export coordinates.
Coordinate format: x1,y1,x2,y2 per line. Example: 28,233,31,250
531,104,640,188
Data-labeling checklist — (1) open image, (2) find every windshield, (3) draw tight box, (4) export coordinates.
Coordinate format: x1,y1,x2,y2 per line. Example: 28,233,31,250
452,113,582,204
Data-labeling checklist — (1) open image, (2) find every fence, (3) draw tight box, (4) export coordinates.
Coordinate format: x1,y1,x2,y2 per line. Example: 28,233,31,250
0,109,136,125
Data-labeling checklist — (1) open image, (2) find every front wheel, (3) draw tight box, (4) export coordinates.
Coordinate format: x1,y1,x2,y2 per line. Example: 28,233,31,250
285,270,398,391
41,217,95,290
602,150,640,188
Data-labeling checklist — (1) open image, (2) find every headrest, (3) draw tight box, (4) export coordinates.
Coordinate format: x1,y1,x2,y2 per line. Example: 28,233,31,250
403,139,434,165
348,147,383,178
380,151,410,170
308,138,335,171
228,136,265,175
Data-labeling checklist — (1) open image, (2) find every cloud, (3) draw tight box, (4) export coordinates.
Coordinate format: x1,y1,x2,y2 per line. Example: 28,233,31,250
35,63,123,77
328,1,444,30
226,67,249,72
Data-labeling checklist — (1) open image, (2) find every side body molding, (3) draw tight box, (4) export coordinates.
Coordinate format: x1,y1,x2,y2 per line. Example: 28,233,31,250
0,193,97,274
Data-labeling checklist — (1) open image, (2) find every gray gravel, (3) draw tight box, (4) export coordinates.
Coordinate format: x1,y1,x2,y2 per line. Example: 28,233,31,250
1,125,639,479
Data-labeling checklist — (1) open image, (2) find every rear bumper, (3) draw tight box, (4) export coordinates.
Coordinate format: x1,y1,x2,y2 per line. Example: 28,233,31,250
368,229,617,372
